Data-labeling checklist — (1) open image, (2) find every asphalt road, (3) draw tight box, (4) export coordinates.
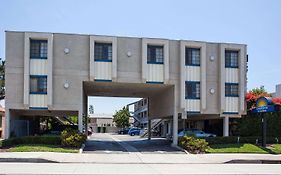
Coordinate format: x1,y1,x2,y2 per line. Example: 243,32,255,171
83,133,183,154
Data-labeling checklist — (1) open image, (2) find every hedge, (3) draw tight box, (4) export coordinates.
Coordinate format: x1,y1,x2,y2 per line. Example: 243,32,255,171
206,136,281,145
0,135,61,148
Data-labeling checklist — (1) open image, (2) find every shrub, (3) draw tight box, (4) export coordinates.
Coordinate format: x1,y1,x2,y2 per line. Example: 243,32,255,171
61,128,86,148
0,135,61,148
179,136,209,154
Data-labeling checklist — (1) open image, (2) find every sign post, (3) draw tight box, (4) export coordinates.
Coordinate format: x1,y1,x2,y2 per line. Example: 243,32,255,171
251,97,278,147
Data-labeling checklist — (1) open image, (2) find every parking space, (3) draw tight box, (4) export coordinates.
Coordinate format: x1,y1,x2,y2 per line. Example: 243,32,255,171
83,133,184,154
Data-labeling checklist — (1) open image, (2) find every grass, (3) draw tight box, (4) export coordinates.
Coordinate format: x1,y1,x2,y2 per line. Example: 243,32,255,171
6,144,79,153
206,143,269,154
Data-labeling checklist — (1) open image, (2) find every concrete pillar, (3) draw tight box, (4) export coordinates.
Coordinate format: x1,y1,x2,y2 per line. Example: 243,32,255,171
223,116,229,137
78,111,83,133
148,119,151,140
4,109,10,139
172,109,178,146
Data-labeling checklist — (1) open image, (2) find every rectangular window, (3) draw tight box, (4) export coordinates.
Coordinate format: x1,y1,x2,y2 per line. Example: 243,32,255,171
147,45,164,64
225,83,239,97
185,81,200,99
94,43,112,62
30,40,48,59
225,50,238,68
30,75,47,94
186,48,200,66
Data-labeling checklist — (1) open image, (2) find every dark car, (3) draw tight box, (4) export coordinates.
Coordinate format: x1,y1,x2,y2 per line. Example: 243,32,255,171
118,128,130,134
128,128,141,136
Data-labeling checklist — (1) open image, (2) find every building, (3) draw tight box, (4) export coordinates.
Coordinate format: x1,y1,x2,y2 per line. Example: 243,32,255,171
129,98,148,128
272,84,281,97
88,113,134,133
5,31,247,145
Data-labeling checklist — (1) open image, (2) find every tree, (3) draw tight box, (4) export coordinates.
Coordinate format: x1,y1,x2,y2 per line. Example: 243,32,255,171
113,107,130,128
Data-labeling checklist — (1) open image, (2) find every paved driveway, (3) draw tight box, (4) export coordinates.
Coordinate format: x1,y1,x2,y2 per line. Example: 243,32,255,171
83,133,183,154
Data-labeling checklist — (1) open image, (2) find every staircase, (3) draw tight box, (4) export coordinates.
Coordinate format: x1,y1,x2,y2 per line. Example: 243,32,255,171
140,119,163,137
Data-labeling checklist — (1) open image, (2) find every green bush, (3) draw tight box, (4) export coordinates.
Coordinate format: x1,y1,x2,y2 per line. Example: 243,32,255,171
206,136,281,145
61,128,87,148
179,136,209,154
0,135,61,148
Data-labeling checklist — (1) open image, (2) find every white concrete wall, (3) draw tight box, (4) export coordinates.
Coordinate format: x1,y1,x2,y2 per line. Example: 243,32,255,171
29,59,48,75
185,99,200,112
147,64,164,82
94,62,112,80
29,94,47,108
185,66,200,81
225,97,239,113
225,68,239,83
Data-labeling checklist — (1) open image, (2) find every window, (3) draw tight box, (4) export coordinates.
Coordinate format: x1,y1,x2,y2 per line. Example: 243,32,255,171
225,83,239,97
30,75,47,94
94,43,112,62
185,81,200,99
147,45,164,64
225,50,238,68
186,48,200,66
30,40,48,59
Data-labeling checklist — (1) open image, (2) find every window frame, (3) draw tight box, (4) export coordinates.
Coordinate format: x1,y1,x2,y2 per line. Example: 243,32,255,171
30,39,48,59
94,42,113,62
185,48,200,66
30,75,48,94
147,45,164,64
225,83,239,97
225,50,239,68
185,81,201,99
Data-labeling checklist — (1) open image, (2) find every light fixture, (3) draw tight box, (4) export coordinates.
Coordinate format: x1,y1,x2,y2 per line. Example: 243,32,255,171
127,51,132,57
209,88,215,94
209,56,215,62
64,48,70,54
64,82,69,89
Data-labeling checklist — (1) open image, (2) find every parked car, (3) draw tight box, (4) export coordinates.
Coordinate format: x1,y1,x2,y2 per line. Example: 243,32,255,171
128,128,141,136
178,128,216,138
118,128,131,134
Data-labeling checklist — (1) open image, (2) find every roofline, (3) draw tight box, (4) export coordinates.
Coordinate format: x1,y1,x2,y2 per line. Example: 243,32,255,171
5,30,247,46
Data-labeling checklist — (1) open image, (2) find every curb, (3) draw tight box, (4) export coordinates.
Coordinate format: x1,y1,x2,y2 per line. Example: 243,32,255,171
79,144,85,154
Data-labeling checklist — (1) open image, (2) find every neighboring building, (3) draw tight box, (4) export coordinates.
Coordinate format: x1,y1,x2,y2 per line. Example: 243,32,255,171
88,113,134,133
272,84,281,97
130,98,148,128
5,31,247,145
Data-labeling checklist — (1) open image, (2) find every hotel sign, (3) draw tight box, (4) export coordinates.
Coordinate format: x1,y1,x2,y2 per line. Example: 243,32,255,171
251,97,277,113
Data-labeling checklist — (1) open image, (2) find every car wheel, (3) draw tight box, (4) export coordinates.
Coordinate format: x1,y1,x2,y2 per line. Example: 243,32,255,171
121,131,123,134
131,133,135,136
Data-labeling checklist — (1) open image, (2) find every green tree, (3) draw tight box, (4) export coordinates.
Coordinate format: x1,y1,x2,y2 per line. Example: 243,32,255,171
113,107,130,128
249,86,271,97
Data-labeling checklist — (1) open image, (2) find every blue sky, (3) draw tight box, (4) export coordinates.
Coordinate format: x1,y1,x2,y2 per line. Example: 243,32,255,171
0,0,280,114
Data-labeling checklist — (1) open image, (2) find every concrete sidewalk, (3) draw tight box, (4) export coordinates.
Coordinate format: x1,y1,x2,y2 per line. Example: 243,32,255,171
1,152,281,164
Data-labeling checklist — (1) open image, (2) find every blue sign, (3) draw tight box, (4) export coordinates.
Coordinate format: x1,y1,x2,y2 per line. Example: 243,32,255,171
251,97,276,113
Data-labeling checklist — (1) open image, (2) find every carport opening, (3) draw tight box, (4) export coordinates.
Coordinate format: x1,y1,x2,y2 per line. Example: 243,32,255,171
83,81,175,141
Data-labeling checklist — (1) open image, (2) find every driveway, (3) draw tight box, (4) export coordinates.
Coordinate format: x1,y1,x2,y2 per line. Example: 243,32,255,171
83,133,183,154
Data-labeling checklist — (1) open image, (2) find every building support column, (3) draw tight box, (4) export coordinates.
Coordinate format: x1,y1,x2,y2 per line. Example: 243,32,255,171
148,119,151,140
223,116,229,137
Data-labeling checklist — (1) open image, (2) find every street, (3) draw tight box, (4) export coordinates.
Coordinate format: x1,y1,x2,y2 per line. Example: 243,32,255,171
1,133,281,174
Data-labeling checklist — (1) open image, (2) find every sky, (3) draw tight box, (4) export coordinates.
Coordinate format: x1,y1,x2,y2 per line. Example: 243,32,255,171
0,0,281,114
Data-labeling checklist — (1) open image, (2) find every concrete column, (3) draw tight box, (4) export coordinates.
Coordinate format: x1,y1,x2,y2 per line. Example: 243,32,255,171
148,119,151,140
223,116,229,137
78,111,83,133
172,109,178,146
4,109,10,139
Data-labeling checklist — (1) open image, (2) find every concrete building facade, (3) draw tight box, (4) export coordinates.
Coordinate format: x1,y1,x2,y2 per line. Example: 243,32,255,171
5,31,247,145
